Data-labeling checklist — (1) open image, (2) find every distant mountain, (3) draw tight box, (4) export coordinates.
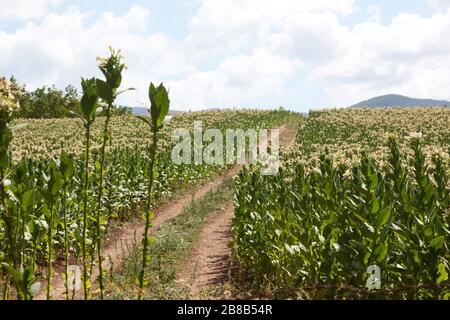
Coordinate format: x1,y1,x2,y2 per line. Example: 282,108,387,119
131,107,184,115
351,94,450,108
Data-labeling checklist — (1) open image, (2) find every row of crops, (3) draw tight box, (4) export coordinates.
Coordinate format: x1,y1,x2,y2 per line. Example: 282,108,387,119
0,49,296,300
232,108,450,299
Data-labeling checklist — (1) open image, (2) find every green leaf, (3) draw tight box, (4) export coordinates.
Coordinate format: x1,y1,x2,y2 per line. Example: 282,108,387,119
371,198,379,214
410,249,420,263
374,242,388,263
353,212,368,223
96,78,114,103
148,82,170,129
1,263,22,285
21,190,34,211
149,83,158,123
376,206,391,228
430,236,445,251
437,263,448,284
108,69,122,90
363,251,371,265
369,174,378,191
80,77,99,124
424,227,433,238
60,150,74,180
94,160,101,172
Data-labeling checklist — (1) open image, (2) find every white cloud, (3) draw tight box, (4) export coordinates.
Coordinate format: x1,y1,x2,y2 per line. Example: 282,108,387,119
168,51,299,109
2,0,450,110
184,0,450,107
186,0,355,59
0,0,61,20
0,6,195,108
312,10,450,105
258,11,349,64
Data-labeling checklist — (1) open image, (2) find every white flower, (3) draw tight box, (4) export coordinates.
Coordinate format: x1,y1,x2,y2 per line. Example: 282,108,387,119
2,179,11,187
409,132,423,139
343,169,352,179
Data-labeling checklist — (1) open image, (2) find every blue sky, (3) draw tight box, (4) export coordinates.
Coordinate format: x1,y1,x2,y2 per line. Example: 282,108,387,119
1,0,450,112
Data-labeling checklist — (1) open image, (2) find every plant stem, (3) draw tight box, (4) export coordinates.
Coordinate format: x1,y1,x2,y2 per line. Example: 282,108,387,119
95,104,112,300
104,177,113,235
138,128,158,299
0,167,6,226
0,168,11,300
82,125,91,300
2,274,10,300
20,206,25,267
62,179,69,300
46,203,54,300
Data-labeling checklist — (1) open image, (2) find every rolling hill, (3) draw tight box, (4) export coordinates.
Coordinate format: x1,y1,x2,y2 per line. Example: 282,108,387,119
351,94,450,108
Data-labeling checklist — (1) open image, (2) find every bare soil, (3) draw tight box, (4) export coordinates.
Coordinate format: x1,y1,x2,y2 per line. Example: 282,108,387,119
176,202,235,296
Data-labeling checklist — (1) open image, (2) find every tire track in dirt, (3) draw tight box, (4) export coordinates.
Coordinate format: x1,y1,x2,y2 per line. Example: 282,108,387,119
176,124,297,298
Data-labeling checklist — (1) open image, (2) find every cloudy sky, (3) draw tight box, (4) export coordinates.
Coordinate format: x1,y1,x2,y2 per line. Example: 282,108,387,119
1,0,450,112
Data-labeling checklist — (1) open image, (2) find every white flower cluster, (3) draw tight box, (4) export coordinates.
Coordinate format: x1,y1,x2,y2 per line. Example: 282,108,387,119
96,47,127,71
0,77,20,118
409,132,423,139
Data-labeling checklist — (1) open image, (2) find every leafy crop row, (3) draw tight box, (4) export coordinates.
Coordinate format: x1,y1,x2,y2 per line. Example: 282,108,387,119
232,109,450,299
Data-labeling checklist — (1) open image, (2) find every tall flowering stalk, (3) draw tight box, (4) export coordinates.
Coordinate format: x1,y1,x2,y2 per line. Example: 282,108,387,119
94,48,132,299
79,77,100,300
0,77,21,299
137,83,170,299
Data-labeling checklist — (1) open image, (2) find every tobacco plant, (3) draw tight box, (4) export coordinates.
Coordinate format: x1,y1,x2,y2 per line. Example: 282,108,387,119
137,83,170,298
78,77,100,299
94,47,133,299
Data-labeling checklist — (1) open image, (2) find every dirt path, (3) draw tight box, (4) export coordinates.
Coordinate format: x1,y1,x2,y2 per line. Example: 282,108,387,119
39,123,293,300
176,124,297,298
177,202,235,296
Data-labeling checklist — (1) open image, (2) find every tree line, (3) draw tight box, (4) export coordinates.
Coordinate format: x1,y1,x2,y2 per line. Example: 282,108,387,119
8,76,132,119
